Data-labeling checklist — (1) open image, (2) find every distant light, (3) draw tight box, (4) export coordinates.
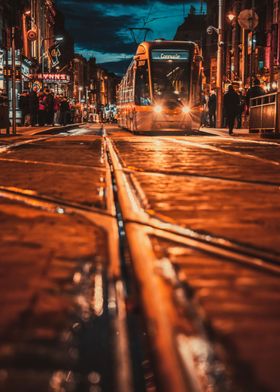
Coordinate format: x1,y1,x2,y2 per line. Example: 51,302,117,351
227,12,235,22
56,207,65,214
24,10,31,16
154,104,163,113
272,81,277,90
182,106,191,114
55,36,64,42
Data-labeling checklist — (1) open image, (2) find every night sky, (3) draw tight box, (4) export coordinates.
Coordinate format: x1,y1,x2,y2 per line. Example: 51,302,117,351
56,0,206,74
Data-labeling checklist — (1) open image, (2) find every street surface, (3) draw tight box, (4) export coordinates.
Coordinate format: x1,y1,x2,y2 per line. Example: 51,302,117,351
0,123,279,392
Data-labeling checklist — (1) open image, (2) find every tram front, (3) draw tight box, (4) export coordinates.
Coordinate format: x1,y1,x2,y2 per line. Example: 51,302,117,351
148,42,202,131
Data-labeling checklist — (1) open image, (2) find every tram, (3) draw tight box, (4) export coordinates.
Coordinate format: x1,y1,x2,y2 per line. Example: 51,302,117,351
117,40,203,133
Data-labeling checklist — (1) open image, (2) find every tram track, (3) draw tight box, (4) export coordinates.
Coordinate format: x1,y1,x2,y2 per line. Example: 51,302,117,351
160,137,280,166
122,165,280,187
1,127,279,391
0,130,135,392
104,131,280,391
105,137,280,273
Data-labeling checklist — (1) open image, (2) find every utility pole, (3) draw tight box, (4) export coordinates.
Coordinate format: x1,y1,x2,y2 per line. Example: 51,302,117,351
11,26,17,135
249,0,256,87
217,0,225,128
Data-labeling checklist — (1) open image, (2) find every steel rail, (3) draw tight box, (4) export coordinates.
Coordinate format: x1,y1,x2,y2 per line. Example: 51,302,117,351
105,137,245,392
122,166,280,187
161,137,280,166
0,156,105,171
106,136,230,392
0,184,134,392
0,128,134,392
106,139,280,274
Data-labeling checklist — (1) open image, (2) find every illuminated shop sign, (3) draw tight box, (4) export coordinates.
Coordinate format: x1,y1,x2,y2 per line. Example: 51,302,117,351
30,73,70,82
152,50,189,61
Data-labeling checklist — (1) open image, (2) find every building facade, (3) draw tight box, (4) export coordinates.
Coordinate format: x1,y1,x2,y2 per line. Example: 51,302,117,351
205,0,280,91
0,0,119,125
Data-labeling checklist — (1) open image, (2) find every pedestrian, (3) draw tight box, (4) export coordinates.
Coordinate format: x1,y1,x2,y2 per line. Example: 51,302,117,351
29,86,39,126
208,90,217,128
237,91,246,129
19,91,30,126
44,89,55,125
223,84,240,135
60,97,70,126
53,95,61,125
38,92,46,126
246,78,265,108
200,91,209,127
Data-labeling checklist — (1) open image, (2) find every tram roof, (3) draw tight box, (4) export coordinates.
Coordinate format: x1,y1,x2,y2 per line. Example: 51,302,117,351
136,40,197,55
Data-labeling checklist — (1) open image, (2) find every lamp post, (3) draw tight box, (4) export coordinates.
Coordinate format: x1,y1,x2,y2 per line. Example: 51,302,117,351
217,0,225,128
11,27,16,135
227,12,236,81
207,0,225,128
78,86,83,103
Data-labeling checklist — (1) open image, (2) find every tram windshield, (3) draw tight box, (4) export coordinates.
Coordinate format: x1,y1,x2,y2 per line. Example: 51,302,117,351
151,49,190,101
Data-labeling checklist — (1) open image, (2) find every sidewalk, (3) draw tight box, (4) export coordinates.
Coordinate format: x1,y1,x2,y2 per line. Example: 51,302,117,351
0,123,84,140
202,126,252,137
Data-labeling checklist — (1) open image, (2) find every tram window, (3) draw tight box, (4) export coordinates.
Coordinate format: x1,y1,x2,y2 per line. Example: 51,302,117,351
152,62,190,99
135,61,151,106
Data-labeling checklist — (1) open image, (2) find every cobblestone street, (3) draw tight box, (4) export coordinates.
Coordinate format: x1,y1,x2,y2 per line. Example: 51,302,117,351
0,124,279,392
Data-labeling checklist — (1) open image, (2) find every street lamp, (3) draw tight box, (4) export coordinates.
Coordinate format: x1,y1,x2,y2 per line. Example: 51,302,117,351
227,12,237,81
206,0,225,128
227,12,236,23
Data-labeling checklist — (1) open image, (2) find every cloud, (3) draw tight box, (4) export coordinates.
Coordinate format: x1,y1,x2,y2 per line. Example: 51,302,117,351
56,0,206,68
56,1,140,54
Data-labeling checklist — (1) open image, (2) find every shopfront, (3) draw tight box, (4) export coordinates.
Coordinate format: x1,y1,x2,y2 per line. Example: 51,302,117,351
30,73,71,96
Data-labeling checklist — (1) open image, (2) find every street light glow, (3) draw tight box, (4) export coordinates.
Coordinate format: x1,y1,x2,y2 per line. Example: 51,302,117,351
227,12,235,22
154,104,163,113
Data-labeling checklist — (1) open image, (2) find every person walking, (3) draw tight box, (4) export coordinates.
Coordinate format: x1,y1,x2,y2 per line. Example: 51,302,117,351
38,92,46,126
53,95,61,125
223,84,240,135
237,91,246,129
208,90,217,128
246,78,265,108
44,89,55,125
60,97,70,126
19,91,30,126
200,92,209,127
29,87,39,126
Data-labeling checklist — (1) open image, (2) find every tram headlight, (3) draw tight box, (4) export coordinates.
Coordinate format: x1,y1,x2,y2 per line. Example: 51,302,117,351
182,106,191,114
154,104,163,113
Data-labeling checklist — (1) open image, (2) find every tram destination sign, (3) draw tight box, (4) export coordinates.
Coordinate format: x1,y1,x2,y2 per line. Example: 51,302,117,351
152,50,189,61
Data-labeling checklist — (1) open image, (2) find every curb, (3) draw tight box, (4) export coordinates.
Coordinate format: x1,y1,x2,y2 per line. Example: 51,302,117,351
30,123,86,136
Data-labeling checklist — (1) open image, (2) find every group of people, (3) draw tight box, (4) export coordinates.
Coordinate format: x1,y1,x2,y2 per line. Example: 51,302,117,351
19,87,71,127
201,79,266,135
223,79,265,135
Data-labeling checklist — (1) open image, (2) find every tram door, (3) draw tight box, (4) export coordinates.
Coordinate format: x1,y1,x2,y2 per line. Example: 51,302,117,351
135,60,151,106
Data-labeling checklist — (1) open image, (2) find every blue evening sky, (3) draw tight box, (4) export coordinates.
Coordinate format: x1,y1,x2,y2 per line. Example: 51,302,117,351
56,1,206,71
